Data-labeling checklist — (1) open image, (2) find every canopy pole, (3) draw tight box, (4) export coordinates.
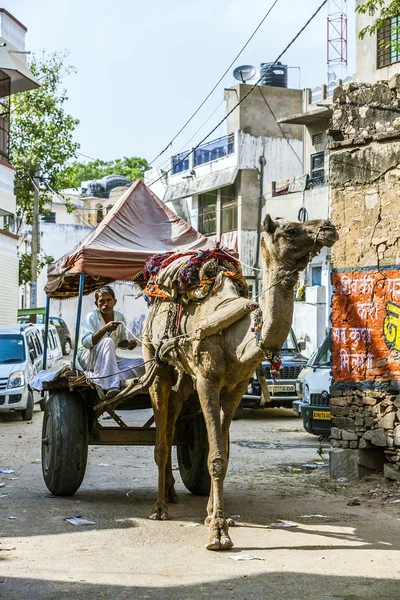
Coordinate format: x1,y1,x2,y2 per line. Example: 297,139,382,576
42,295,51,370
72,273,85,370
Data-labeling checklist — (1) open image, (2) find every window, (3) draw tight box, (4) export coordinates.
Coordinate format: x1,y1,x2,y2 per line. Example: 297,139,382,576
312,133,323,146
27,335,37,360
377,16,400,68
310,152,325,182
0,335,25,364
312,266,322,286
198,191,217,235
221,185,237,233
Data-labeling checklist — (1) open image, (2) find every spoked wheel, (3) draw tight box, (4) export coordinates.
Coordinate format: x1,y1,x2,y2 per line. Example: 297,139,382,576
42,389,88,496
177,399,211,496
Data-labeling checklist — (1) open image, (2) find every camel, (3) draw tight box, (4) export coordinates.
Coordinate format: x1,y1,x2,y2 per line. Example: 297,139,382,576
142,214,338,550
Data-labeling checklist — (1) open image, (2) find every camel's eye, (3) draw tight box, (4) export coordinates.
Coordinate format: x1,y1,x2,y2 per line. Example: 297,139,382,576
285,227,297,236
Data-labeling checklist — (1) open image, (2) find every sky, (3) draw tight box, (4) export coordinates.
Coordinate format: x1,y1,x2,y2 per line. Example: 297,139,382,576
9,0,356,169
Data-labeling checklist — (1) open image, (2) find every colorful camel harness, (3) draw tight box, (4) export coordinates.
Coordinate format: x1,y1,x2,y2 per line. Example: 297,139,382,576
135,248,283,380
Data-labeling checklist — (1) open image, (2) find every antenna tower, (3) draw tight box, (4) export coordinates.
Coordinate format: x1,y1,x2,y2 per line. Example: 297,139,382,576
327,0,348,82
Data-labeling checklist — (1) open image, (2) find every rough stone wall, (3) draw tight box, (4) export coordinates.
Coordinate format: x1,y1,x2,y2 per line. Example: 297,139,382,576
330,77,400,479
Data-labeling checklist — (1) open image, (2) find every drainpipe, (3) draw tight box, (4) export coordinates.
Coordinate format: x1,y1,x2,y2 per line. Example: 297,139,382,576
254,155,266,298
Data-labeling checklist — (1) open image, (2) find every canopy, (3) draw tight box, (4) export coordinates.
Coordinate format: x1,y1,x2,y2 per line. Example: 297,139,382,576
45,179,217,299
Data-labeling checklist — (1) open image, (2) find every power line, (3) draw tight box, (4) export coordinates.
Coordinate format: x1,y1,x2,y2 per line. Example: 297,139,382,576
148,0,281,166
148,0,329,189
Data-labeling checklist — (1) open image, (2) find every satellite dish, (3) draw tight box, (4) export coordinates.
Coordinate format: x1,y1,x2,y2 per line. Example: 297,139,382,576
233,65,256,83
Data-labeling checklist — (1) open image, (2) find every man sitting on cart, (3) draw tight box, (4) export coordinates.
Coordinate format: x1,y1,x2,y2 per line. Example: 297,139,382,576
77,285,144,399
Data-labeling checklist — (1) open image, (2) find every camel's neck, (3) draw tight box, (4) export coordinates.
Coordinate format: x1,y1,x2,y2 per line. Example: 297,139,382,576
258,259,296,352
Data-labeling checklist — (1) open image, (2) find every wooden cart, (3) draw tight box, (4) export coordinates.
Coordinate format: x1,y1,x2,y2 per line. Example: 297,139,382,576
40,275,210,498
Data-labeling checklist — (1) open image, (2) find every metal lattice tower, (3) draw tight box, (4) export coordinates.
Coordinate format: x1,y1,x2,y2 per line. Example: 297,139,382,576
327,0,348,82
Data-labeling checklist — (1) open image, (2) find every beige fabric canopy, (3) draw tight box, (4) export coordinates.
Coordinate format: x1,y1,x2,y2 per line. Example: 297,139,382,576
45,180,217,299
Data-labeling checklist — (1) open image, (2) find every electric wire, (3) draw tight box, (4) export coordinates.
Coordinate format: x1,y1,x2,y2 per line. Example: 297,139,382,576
148,0,281,167
148,0,329,189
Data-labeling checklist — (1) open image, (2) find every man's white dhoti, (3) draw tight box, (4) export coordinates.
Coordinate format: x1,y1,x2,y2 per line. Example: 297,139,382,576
78,337,144,389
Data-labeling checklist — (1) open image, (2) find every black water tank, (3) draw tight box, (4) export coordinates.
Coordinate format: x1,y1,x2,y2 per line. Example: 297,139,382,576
259,62,288,88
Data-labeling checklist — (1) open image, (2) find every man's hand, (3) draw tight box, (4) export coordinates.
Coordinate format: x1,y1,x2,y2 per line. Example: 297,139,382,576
104,320,122,333
118,339,137,350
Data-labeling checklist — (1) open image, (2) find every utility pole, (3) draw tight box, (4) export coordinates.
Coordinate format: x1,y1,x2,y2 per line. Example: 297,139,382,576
254,155,266,298
30,169,40,316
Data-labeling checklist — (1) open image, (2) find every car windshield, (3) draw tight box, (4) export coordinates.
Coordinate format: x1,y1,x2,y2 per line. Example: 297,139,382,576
312,336,331,367
0,335,26,364
281,329,298,351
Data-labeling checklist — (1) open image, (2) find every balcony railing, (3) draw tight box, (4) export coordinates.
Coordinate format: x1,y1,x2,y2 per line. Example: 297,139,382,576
171,151,190,175
194,134,234,167
171,134,235,175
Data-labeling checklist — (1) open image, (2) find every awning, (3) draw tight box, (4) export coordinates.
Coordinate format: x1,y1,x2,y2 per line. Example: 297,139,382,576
163,167,237,202
0,46,40,93
45,179,219,299
277,106,332,125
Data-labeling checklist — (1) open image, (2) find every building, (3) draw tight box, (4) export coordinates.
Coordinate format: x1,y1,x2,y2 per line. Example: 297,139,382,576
146,79,303,300
267,77,350,355
329,8,400,480
0,9,39,325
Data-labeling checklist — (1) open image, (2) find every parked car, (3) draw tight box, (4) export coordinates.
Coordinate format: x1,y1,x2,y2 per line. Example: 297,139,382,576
0,324,44,420
49,317,72,355
298,334,332,437
17,314,72,357
236,328,308,417
35,324,63,369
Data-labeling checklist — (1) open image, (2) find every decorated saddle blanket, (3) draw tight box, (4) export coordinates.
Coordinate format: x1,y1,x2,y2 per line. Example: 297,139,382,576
136,249,248,305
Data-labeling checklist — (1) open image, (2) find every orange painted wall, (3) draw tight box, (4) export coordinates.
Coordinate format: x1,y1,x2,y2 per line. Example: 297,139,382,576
332,270,400,383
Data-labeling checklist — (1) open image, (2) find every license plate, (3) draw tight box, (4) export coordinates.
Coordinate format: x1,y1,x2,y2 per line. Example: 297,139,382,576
313,411,330,420
268,384,295,393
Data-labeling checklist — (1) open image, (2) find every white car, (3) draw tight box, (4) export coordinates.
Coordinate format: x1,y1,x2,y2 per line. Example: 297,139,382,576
296,335,332,436
34,324,63,369
0,324,44,420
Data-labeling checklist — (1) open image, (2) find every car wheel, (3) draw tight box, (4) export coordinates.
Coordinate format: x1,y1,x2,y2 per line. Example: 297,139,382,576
21,391,34,421
62,339,71,355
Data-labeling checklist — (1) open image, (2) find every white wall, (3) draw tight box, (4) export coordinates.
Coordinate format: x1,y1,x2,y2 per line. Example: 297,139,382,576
0,231,18,325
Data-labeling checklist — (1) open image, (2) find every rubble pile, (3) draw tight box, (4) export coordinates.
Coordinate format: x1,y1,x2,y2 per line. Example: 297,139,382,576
330,389,400,480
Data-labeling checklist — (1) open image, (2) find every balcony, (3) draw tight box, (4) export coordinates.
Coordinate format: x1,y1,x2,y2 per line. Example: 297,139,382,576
171,134,235,175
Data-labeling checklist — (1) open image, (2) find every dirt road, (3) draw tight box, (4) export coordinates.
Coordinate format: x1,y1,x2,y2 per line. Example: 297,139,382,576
1,405,400,599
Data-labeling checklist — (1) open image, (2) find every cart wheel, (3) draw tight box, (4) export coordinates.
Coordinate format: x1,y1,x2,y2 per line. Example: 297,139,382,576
177,410,211,496
41,389,88,496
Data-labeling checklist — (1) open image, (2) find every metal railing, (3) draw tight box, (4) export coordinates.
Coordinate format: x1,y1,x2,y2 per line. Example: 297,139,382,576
171,134,235,175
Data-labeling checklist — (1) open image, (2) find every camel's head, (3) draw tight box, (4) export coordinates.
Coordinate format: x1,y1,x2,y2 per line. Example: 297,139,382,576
261,215,338,280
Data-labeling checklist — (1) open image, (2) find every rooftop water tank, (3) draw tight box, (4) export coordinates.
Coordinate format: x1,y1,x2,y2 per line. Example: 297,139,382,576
259,62,288,88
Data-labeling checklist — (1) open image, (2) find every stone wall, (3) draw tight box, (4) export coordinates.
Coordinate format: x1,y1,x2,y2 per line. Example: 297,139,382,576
330,77,400,480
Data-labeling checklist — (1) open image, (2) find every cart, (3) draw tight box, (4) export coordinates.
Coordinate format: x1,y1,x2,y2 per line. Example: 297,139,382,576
39,180,217,499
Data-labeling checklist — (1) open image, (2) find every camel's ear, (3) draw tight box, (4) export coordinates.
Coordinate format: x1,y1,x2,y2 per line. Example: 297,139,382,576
263,214,277,234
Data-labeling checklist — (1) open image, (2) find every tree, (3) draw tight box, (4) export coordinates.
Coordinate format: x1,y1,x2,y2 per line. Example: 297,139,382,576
9,51,80,223
356,0,400,42
68,156,150,189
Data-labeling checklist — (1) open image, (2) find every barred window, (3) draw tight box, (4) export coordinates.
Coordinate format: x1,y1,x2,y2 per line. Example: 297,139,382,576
377,16,400,68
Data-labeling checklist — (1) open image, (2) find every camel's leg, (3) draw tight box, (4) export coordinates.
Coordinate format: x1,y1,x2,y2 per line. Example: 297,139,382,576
165,376,194,503
148,366,173,521
205,381,249,528
164,390,184,504
196,376,232,551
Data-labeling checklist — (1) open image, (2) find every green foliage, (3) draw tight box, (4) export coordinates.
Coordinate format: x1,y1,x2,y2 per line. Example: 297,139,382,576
356,0,400,40
18,253,54,286
9,51,80,223
68,156,150,189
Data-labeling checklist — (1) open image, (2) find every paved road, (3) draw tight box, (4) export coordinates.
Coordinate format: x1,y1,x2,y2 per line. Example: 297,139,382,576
1,406,400,599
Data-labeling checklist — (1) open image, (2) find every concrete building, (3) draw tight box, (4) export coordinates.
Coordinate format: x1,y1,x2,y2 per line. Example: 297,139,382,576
356,2,400,83
146,82,303,299
0,9,39,325
267,78,351,355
